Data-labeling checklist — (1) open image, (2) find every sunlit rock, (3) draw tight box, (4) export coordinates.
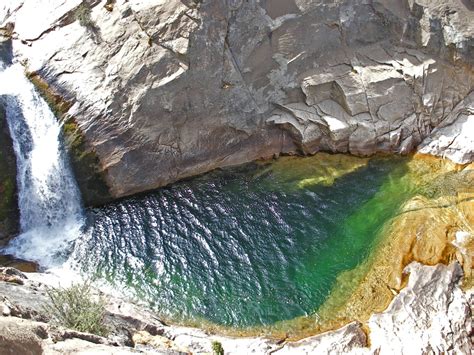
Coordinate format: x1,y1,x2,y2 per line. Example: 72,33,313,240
0,0,472,201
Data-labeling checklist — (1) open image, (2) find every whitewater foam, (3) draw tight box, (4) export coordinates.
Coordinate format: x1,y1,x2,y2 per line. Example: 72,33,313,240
0,62,84,267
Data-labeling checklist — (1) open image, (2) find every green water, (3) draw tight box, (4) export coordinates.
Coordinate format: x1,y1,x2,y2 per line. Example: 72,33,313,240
72,155,415,328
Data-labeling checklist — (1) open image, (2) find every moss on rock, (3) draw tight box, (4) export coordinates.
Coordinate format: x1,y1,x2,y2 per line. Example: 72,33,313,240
26,71,112,206
26,72,72,118
62,115,112,206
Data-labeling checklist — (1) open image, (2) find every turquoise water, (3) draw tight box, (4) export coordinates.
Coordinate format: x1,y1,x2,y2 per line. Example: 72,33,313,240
72,156,411,328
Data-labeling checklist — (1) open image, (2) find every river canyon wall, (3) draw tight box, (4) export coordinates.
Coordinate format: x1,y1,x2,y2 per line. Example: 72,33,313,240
0,34,18,245
0,100,19,246
0,0,473,205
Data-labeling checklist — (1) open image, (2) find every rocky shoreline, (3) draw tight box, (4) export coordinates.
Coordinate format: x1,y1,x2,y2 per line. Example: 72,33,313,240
0,260,471,354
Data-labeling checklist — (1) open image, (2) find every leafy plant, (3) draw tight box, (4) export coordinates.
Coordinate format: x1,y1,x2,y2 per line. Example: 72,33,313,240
212,340,224,355
44,282,108,336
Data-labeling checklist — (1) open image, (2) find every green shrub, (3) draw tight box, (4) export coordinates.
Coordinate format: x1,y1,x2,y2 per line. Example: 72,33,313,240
75,3,94,28
44,283,108,336
212,340,224,355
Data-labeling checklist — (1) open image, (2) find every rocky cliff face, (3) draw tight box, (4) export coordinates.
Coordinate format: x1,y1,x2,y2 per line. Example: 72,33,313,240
0,36,18,246
1,0,473,203
0,99,19,246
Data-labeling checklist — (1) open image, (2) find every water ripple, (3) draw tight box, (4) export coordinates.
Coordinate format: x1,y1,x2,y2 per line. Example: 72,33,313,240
71,157,411,327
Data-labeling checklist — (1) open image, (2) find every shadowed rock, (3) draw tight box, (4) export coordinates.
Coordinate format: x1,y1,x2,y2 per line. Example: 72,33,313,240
0,98,19,246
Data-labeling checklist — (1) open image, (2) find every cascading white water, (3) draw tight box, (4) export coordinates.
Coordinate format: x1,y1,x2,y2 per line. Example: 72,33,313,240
0,61,84,267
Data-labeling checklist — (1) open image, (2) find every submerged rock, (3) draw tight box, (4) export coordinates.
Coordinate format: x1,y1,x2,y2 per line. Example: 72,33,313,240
311,157,474,337
0,255,39,273
0,0,472,202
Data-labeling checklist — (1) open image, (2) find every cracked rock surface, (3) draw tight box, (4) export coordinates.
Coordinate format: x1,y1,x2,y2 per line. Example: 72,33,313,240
0,0,472,202
367,262,472,355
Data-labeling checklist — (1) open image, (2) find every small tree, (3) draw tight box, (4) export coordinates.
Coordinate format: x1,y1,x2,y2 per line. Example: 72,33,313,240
44,282,108,336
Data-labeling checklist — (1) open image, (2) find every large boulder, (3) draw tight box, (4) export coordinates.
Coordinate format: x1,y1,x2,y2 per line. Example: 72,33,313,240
0,0,473,202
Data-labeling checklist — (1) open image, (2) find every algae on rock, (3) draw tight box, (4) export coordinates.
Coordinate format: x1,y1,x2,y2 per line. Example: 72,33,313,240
26,71,112,206
312,155,474,334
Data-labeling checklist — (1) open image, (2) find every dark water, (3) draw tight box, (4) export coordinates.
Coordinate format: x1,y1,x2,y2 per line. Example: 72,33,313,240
71,155,412,328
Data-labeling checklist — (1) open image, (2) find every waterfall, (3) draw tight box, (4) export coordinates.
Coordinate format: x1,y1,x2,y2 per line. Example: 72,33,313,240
0,61,84,267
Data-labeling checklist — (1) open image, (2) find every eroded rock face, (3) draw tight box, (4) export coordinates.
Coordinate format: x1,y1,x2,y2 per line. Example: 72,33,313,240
418,92,474,163
0,0,473,202
0,98,19,246
367,262,472,355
